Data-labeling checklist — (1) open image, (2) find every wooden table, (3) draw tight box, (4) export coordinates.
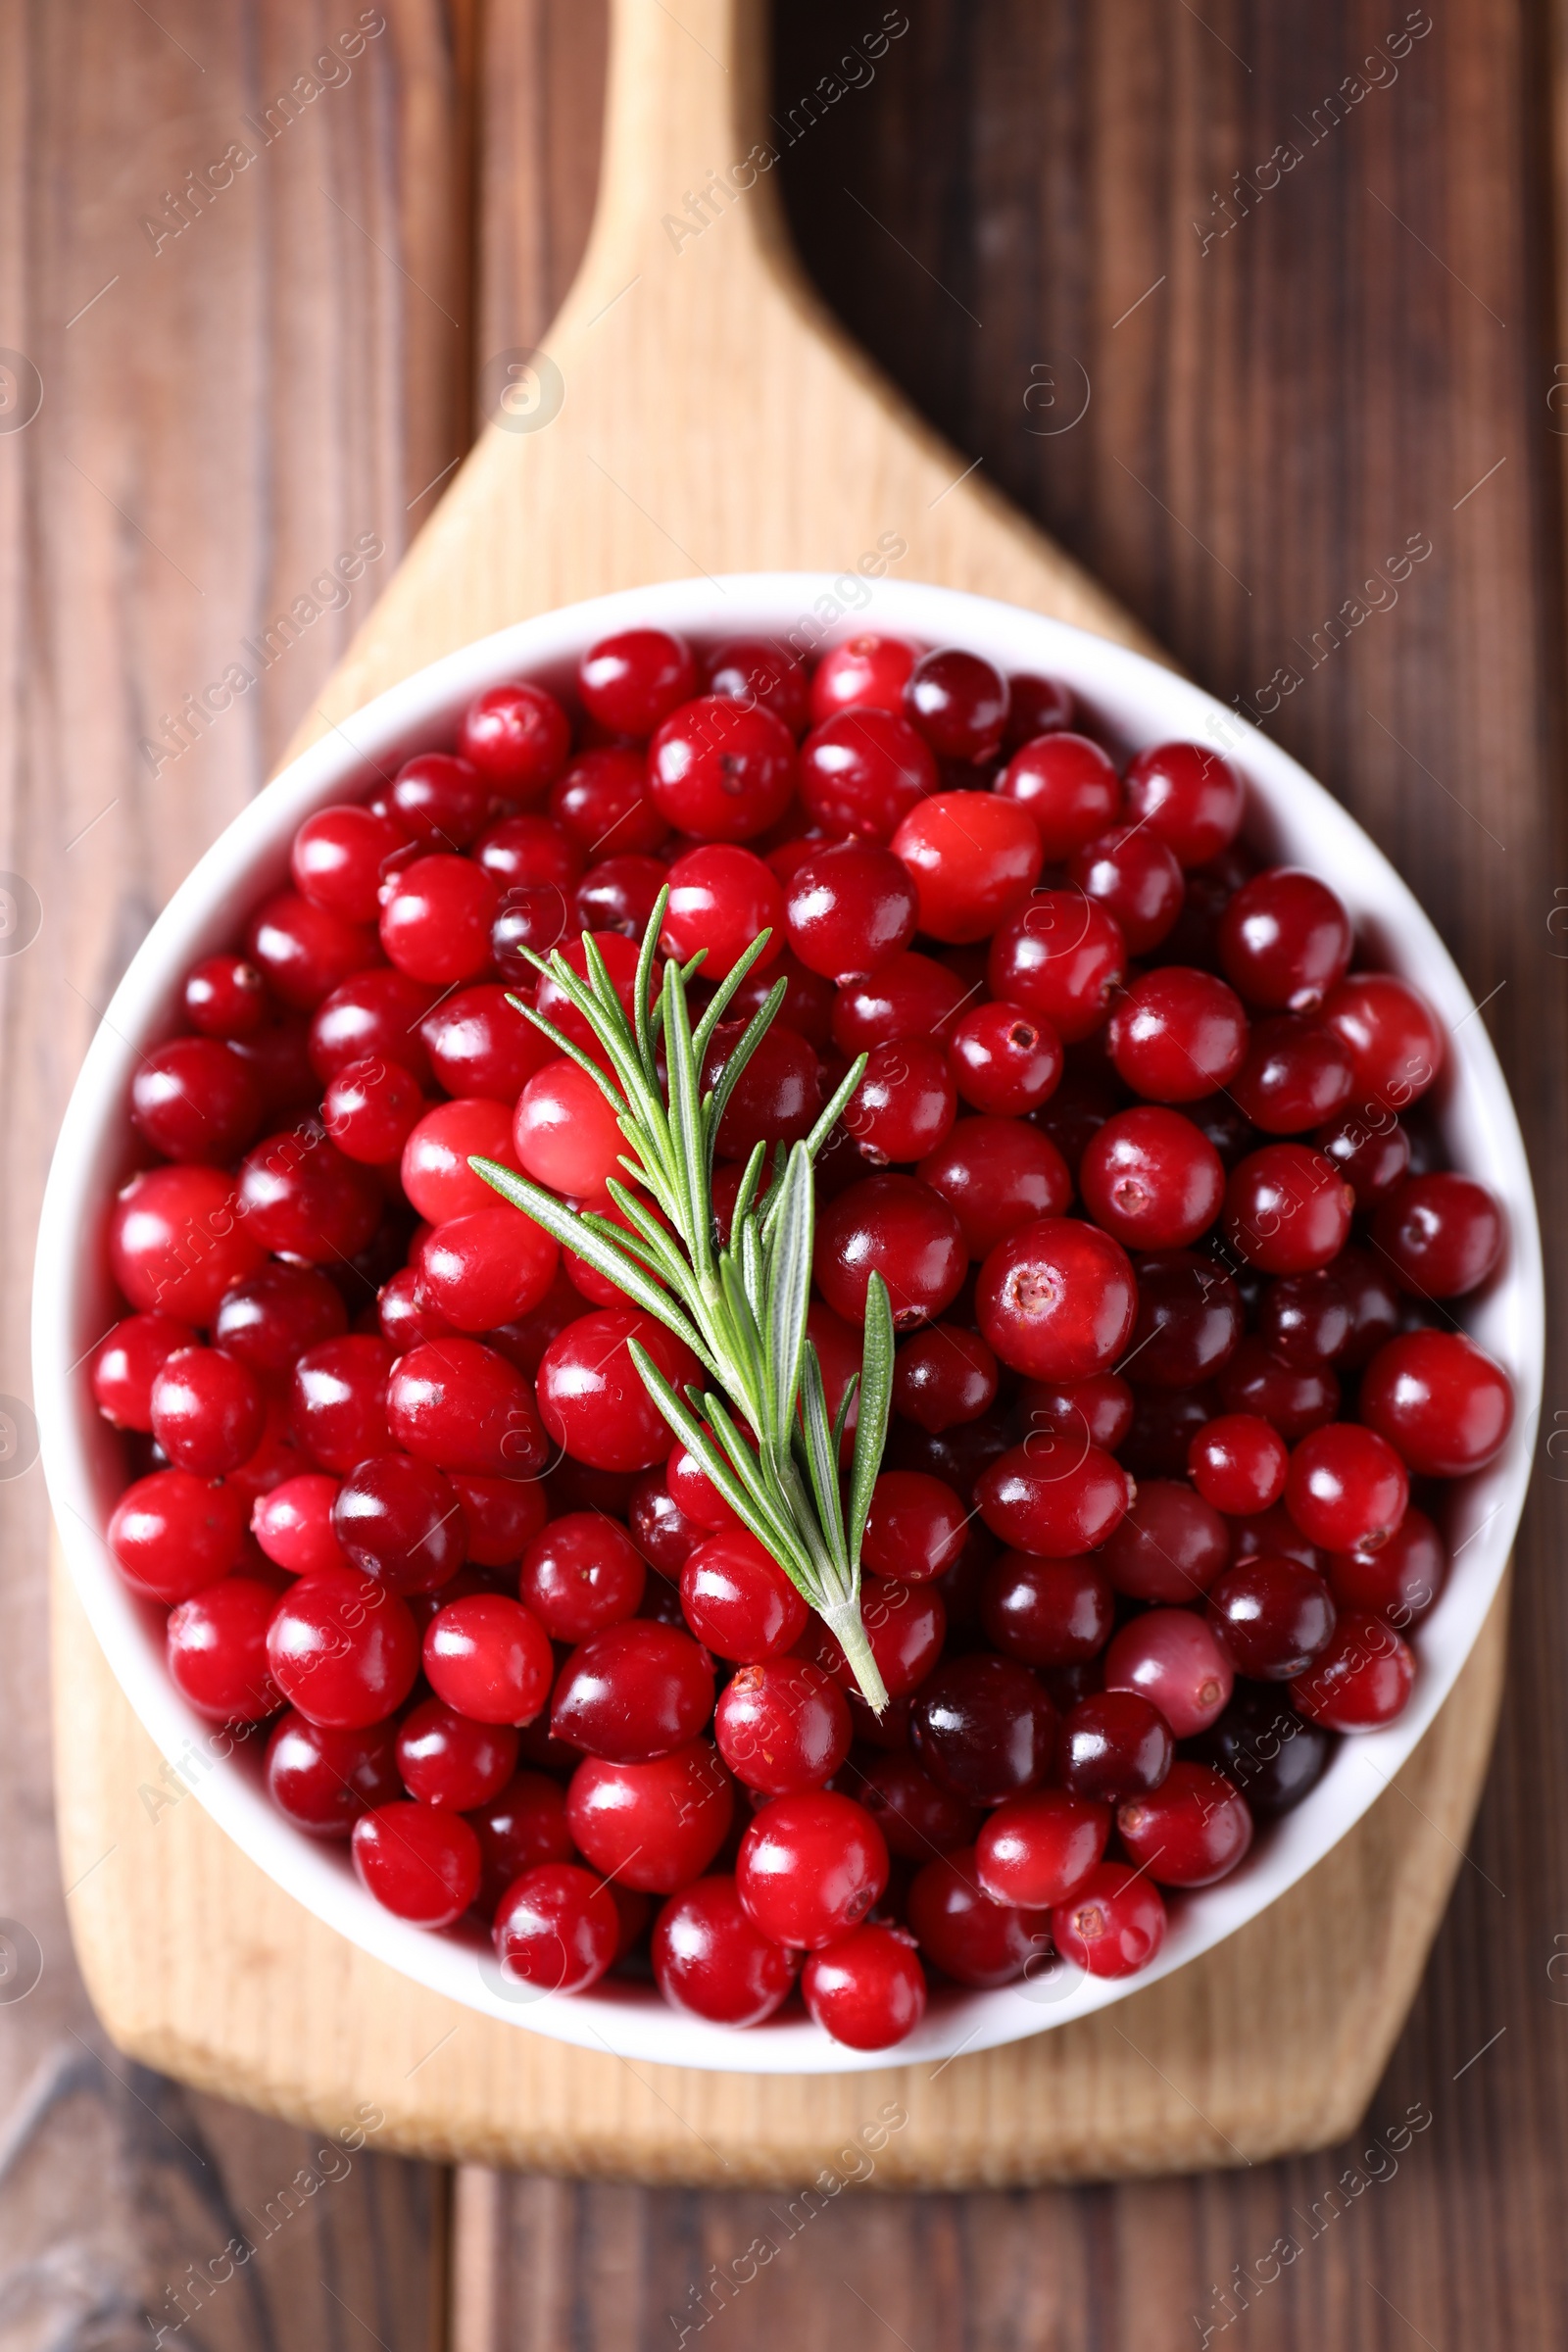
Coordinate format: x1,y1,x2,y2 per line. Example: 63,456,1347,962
4,2,1567,2345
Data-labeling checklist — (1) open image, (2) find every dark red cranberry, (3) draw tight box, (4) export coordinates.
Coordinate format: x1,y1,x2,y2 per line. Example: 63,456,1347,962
459,680,571,796
184,953,270,1039
235,1128,381,1266
904,648,1008,762
1122,742,1244,867
535,1308,700,1473
988,892,1127,1044
1219,867,1352,1012
893,1324,999,1431
1067,825,1183,955
652,1876,797,2024
476,810,586,891
1117,1760,1251,1887
997,732,1120,858
130,1037,262,1164
291,1335,395,1471
843,1036,956,1165
309,966,438,1083
1188,1680,1333,1816
1217,1335,1340,1440
813,1173,966,1328
906,1847,1051,1987
572,853,665,942
1004,673,1075,746
550,747,667,857
1321,971,1446,1104
266,1711,402,1838
1107,966,1250,1102
447,1472,546,1568
1358,1330,1514,1476
396,1698,517,1809
1079,1106,1224,1250
494,1862,618,1991
267,1567,420,1728
726,946,835,1054
977,1441,1132,1557
627,1472,704,1577
917,1117,1071,1261
704,637,809,732
949,1001,1062,1117
226,1012,318,1118
979,1551,1114,1667
736,1789,888,1949
1224,1143,1353,1274
1327,1504,1447,1628
1188,1412,1288,1514
387,1337,547,1478
469,1771,574,1913
860,1471,968,1584
1125,1250,1242,1389
975,1787,1108,1911
714,1657,852,1794
786,843,919,984
550,1620,714,1762
1231,1015,1355,1134
808,1574,947,1699
389,752,489,846
1373,1173,1504,1298
1057,1690,1172,1803
330,1452,466,1592
907,1654,1056,1804
799,707,937,842
892,793,1041,944
1207,1554,1337,1679
566,1740,732,1892
1291,1608,1414,1731
1120,1384,1219,1480
704,1020,821,1159
518,1512,646,1642
1100,1480,1229,1601
831,951,967,1054
851,1751,982,1863
579,627,698,737
1017,1371,1135,1453
1312,1103,1412,1206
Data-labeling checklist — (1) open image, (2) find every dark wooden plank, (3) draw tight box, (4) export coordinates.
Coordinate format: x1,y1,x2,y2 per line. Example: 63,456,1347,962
0,2,469,2337
458,1,1568,2345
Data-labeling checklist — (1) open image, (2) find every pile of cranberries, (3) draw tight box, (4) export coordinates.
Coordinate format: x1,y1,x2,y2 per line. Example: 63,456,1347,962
88,620,1516,2052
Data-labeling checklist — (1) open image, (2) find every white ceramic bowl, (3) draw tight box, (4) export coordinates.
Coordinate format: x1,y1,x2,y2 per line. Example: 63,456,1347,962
35,575,1543,2074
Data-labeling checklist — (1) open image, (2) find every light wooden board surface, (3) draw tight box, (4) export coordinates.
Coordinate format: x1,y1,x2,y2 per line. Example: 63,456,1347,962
50,0,1514,2190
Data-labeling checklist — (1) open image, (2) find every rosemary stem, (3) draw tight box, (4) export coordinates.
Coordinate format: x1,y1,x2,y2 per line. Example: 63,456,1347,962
816,1595,890,1716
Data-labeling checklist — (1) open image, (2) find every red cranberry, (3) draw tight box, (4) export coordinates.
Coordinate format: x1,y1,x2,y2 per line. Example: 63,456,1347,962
1321,971,1446,1104
917,1117,1071,1260
423,1592,553,1724
661,844,785,982
353,1802,480,1927
803,1925,927,2051
1229,1014,1354,1138
536,1309,699,1474
1100,1480,1228,1601
799,708,937,841
444,1472,545,1568
860,1471,968,1584
184,953,270,1038
388,752,489,847
129,1037,262,1165
1080,1106,1224,1250
977,1441,1131,1557
892,793,1041,944
267,1567,419,1728
736,1789,888,1949
1312,1104,1411,1206
1219,867,1352,1012
494,1862,619,1991
469,1771,574,1913
627,1472,704,1577
226,1012,318,1116
1373,1173,1503,1298
832,951,967,1054
1103,1607,1233,1738
1291,1607,1415,1731
726,946,835,1053
1004,674,1075,745
291,1335,395,1471
786,843,918,982
852,1751,981,1862
165,1576,279,1721
396,1698,517,1809
1057,1690,1172,1803
647,697,796,840
1116,1763,1252,1889
266,1711,402,1838
148,1347,264,1476
997,732,1121,858
1286,1424,1408,1551
108,1164,266,1324
979,1552,1113,1667
906,1848,1051,1987
309,966,438,1083
253,1474,349,1575
1217,1335,1340,1439
108,1470,244,1601
579,627,698,737
236,1128,381,1264
814,1173,966,1328
703,1019,822,1159
551,747,668,856
950,1001,1062,1117
567,1740,732,1892
1190,1682,1332,1817
988,893,1127,1044
512,1057,623,1201
1126,1250,1242,1388
1327,1505,1447,1628
247,890,382,1011
518,1512,646,1641
653,1876,797,2025
379,854,499,985
975,1788,1108,1909
1224,1143,1353,1274
1122,742,1244,866
1206,1554,1337,1679
976,1215,1137,1381
1358,1330,1514,1476
319,1056,421,1164
550,1620,714,1761
573,853,666,941
1188,1412,1288,1514
91,1313,200,1430
387,1338,547,1478
893,1325,999,1431
704,637,809,732
843,1037,956,1165
413,1206,560,1334
714,1657,851,1794
678,1530,807,1660
420,983,552,1101
1107,966,1250,1102
1018,1371,1135,1453
1067,825,1183,955
809,633,917,723
905,648,1008,762
1052,1861,1167,1978
1121,1385,1220,1481
330,1453,466,1592
1228,1500,1326,1573
459,680,571,796
908,1653,1056,1803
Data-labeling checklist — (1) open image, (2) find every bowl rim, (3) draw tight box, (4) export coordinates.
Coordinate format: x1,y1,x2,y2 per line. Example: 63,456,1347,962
35,570,1544,2075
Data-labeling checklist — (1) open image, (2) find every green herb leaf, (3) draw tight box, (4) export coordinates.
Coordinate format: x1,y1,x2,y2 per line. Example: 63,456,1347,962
847,1271,895,1571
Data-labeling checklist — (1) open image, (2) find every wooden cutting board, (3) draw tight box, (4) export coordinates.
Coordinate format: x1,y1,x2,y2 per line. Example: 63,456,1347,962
52,0,1509,2185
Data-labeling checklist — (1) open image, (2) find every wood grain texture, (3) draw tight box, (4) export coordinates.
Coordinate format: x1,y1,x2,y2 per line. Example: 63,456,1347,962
0,2,467,2340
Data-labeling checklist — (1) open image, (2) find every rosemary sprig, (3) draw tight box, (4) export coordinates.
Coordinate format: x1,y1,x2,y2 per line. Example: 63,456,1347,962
470,891,894,1711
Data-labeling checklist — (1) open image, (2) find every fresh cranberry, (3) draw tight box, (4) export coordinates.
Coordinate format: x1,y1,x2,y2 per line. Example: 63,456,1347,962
647,697,796,840
549,748,666,858
1118,1762,1253,1891
1219,867,1352,1011
997,732,1121,858
1286,1424,1408,1551
1227,1500,1327,1572
247,890,382,1011
1103,1607,1233,1738
469,1771,574,1912
813,1173,966,1327
1258,1262,1354,1369
267,1567,419,1727
91,1313,200,1430
1019,1371,1135,1452
385,751,488,847
726,946,835,1054
678,1530,806,1660
975,1788,1108,1909
949,1001,1062,1117
236,1128,381,1264
916,1119,1070,1263
420,1592,553,1725
803,1925,927,2050
1224,1143,1353,1273
1126,1250,1242,1388
988,892,1127,1044
567,1740,732,1892
536,1309,699,1473
1312,1104,1411,1207
252,1474,348,1575
494,1861,619,1991
906,1848,1051,1986
317,1055,420,1164
572,853,665,942
1321,971,1446,1105
892,793,1040,944
1122,742,1244,867
831,951,967,1054
1189,1682,1333,1816
1079,1107,1224,1249
413,1206,560,1334
653,1876,797,2024
165,1577,280,1721
852,1751,982,1862
108,1470,244,1600
1217,1336,1340,1440
1327,1505,1447,1628
329,1453,466,1592
129,1037,262,1165
266,1711,401,1837
419,984,551,1102
1099,1479,1228,1602
860,1472,968,1584
844,1037,956,1165
976,1441,1131,1557
379,854,499,985
714,1657,851,1794
510,1057,622,1201
1004,674,1076,745
579,628,698,736
1121,1386,1221,1480
661,844,785,983
352,1802,480,1927
108,1164,266,1323
809,633,917,723
904,648,1008,761
309,966,438,1083
1188,1412,1288,1514
223,1398,305,1502
550,1620,713,1761
1358,1330,1514,1476
666,1433,745,1534
1107,966,1250,1102
1291,1607,1415,1731
976,1215,1137,1381
907,1653,1056,1803
1233,1014,1355,1134
1373,1173,1503,1298
386,1338,545,1479
736,1789,888,1949
519,1512,646,1641
798,707,937,841
1067,825,1183,955
148,1347,263,1476
459,680,571,796
442,1472,544,1569
785,843,918,984
1057,1690,1173,1802
704,637,809,732
477,811,587,892
184,953,270,1038
291,1335,396,1470
627,1472,704,1576
979,1552,1113,1666
1206,1553,1337,1680
892,1325,999,1431
809,1574,947,1698
395,1697,517,1809
227,1012,318,1116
